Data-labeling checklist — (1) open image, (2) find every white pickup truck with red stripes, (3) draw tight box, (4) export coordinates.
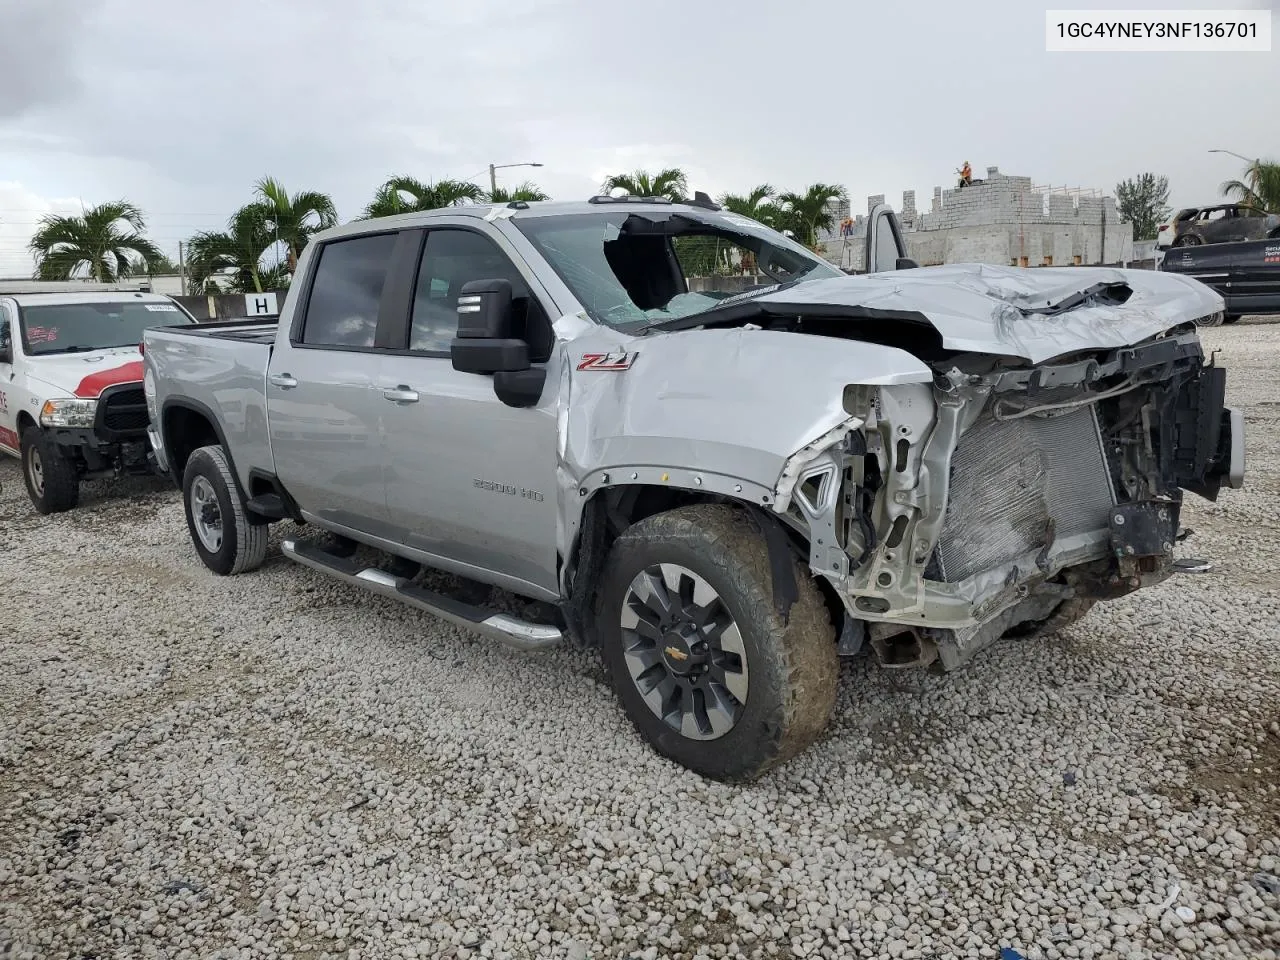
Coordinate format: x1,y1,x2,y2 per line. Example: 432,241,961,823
0,288,198,513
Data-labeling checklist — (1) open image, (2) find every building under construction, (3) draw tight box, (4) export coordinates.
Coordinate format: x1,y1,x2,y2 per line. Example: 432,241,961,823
819,166,1134,272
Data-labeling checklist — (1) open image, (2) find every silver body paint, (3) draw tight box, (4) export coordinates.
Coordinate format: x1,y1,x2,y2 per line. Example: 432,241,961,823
143,200,1243,667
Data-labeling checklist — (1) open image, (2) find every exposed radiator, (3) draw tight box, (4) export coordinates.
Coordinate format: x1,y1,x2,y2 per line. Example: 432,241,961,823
932,406,1116,582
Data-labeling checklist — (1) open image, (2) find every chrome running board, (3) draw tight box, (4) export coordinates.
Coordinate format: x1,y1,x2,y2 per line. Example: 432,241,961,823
280,538,563,651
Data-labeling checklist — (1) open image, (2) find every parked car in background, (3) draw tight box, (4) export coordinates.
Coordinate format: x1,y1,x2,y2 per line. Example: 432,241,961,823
1156,208,1198,249
143,199,1243,782
1168,203,1280,247
1160,237,1280,321
0,286,198,513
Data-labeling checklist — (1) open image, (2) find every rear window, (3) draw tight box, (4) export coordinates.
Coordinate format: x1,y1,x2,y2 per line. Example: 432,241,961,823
19,301,191,356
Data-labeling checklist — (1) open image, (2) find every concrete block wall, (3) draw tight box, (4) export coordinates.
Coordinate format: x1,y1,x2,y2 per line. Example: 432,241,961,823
815,165,1135,269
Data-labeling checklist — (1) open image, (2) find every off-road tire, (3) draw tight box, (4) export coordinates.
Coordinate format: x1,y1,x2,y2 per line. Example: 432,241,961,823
182,444,268,576
595,504,838,782
20,426,79,515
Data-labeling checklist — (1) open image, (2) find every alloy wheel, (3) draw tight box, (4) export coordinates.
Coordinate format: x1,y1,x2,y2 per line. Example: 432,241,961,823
189,476,224,552
619,563,749,740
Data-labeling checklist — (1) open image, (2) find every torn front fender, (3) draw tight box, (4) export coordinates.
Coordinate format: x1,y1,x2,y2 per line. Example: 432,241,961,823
562,326,931,488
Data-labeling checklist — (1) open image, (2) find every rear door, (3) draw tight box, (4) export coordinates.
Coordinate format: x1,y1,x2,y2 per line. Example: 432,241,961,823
266,230,402,536
375,224,563,598
1228,239,1280,314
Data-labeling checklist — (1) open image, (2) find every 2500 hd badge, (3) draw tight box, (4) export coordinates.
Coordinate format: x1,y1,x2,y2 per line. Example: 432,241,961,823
473,477,544,502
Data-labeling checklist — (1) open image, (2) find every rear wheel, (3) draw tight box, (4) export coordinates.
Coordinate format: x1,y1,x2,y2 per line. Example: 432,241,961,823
596,504,838,782
20,426,79,515
182,444,267,575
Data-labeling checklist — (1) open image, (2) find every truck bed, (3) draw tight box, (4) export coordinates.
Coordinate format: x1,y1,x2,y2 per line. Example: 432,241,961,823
143,318,277,485
158,316,281,344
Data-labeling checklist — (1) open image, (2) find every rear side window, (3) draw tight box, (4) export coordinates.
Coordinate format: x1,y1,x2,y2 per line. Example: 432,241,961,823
300,233,398,348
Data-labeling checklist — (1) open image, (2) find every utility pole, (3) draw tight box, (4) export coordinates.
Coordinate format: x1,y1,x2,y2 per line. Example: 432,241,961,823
489,163,497,196
178,241,186,294
1100,196,1107,266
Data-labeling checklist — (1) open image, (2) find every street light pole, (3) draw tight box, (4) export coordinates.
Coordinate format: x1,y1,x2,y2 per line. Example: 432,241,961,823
1208,148,1257,165
487,161,543,196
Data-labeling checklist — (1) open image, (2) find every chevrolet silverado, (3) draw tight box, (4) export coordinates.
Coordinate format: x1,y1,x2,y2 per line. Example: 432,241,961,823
141,198,1245,781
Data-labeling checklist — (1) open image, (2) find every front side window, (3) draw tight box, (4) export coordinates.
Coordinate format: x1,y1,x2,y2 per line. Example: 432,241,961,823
514,210,842,329
408,229,539,353
300,233,398,348
18,300,190,356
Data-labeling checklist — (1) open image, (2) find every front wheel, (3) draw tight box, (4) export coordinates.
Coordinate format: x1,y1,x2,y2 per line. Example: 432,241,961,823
596,504,838,782
1174,234,1203,247
20,426,79,515
182,444,268,575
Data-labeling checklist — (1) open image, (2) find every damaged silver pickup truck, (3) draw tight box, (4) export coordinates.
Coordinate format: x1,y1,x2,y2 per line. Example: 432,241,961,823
142,197,1244,781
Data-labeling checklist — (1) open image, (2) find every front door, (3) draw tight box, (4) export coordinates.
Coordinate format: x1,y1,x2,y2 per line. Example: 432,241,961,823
0,303,19,453
377,226,561,598
266,231,400,537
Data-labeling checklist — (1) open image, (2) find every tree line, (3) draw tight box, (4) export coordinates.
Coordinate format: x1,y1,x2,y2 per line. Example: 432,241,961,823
24,160,1280,289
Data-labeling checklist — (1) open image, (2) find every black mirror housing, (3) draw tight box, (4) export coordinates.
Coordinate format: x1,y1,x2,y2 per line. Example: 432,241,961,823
456,278,515,339
494,368,547,408
896,257,920,270
451,338,530,375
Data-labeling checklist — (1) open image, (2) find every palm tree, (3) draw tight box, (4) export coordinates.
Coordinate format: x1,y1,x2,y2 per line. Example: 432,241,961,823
28,201,164,282
136,252,178,275
250,176,338,273
486,181,551,203
719,184,777,220
363,176,484,219
601,168,688,201
184,205,278,295
1220,159,1280,214
775,183,849,249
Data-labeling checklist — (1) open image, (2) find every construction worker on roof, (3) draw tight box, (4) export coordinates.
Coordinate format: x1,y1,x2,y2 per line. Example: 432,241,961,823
959,161,973,187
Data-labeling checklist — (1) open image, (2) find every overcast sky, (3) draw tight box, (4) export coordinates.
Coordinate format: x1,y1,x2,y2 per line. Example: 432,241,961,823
1,0,1277,275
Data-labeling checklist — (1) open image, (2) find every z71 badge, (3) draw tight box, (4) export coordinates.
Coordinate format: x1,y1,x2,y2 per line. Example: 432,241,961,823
577,351,638,371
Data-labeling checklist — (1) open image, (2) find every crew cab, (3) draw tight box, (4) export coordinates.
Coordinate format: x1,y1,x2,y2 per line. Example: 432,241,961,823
0,286,197,513
142,198,1245,781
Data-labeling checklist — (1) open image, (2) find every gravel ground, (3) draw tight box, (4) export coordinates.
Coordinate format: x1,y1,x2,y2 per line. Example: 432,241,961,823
1,320,1278,960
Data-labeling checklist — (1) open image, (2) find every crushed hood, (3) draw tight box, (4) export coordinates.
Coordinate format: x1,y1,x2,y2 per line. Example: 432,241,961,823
675,264,1224,366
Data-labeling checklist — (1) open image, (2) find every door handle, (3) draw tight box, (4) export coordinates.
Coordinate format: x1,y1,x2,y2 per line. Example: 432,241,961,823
382,386,419,403
269,373,298,389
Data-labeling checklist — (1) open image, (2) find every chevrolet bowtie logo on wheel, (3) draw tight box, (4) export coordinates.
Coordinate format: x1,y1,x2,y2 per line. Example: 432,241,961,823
664,645,689,662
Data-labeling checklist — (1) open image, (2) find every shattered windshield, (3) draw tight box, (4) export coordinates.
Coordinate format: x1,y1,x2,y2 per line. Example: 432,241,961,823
19,301,192,355
513,209,843,329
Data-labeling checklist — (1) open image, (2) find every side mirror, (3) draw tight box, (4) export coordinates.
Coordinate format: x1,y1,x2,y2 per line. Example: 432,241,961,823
449,278,547,409
450,278,529,375
896,257,920,270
